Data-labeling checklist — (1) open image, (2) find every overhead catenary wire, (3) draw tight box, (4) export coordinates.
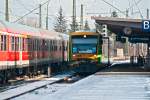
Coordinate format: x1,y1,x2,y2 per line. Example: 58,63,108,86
13,0,51,23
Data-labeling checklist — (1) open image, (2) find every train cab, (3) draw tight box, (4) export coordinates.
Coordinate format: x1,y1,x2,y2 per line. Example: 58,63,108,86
69,31,102,63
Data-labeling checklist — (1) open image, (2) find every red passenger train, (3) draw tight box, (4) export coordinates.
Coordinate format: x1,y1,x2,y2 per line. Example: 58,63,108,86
0,20,69,83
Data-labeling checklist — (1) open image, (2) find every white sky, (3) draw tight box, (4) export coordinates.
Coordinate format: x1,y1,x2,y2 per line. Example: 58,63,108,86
0,0,149,30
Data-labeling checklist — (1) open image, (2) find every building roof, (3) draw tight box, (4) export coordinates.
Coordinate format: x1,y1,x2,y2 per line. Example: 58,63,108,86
92,16,150,37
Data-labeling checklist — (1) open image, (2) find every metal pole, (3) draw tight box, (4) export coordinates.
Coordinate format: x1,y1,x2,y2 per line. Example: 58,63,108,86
147,8,149,19
108,37,110,65
39,4,42,28
72,0,76,32
80,4,83,30
46,1,50,30
5,0,9,21
147,38,150,57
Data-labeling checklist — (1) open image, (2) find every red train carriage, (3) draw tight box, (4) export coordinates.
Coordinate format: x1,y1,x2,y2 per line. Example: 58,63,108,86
0,20,69,83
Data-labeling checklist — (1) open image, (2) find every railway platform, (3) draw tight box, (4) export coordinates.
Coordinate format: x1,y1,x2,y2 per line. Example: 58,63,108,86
30,72,150,100
11,62,150,100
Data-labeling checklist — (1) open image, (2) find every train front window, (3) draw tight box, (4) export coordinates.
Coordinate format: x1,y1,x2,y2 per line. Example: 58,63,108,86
73,44,96,54
72,36,97,54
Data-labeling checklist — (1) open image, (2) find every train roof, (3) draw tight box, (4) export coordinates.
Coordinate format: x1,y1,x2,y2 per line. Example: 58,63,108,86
0,20,65,40
70,31,98,36
0,20,41,37
39,29,62,40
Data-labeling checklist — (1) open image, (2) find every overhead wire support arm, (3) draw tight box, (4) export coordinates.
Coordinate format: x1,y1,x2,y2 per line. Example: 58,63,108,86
127,0,143,11
100,0,126,16
133,0,143,19
13,0,51,23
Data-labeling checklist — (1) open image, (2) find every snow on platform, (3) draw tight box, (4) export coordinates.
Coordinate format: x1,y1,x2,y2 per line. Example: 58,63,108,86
0,72,73,100
15,74,150,100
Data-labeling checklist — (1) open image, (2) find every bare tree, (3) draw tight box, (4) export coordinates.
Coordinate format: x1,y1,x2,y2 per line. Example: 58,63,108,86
84,20,90,31
54,7,67,33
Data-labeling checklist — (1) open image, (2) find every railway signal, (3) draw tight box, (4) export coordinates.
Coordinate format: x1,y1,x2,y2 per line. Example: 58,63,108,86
102,24,108,37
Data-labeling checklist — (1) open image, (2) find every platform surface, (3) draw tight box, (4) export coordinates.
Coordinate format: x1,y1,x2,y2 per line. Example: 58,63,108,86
14,72,150,100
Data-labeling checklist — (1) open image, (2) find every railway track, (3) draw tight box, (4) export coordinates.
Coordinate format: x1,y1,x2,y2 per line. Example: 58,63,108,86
1,72,88,100
0,72,75,100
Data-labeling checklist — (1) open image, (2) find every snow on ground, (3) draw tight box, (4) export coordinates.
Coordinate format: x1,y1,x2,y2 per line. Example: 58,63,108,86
111,60,130,66
0,72,74,100
13,83,71,100
14,74,150,100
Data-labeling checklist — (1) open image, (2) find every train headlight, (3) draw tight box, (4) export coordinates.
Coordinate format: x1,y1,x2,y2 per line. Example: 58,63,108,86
83,35,86,38
73,54,76,57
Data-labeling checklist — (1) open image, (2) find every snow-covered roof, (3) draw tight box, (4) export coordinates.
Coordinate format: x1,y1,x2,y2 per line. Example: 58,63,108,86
59,33,69,40
0,20,68,40
39,29,61,40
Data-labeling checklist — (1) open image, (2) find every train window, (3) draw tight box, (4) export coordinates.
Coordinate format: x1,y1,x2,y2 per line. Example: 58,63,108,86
11,36,15,51
23,38,28,51
46,40,48,51
39,40,41,51
1,35,7,51
56,46,57,51
54,46,56,51
33,39,35,51
27,38,32,51
50,40,52,45
53,46,55,51
22,38,25,51
37,39,39,51
55,46,56,51
65,46,68,51
59,46,61,51
15,37,19,51
39,39,41,51
53,40,55,45
50,46,52,51
51,46,53,51
55,40,57,45
19,37,22,51
34,39,37,51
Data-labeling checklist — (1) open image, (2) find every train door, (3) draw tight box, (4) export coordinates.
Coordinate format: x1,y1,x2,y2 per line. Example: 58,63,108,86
19,37,22,66
34,39,38,74
17,36,23,75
